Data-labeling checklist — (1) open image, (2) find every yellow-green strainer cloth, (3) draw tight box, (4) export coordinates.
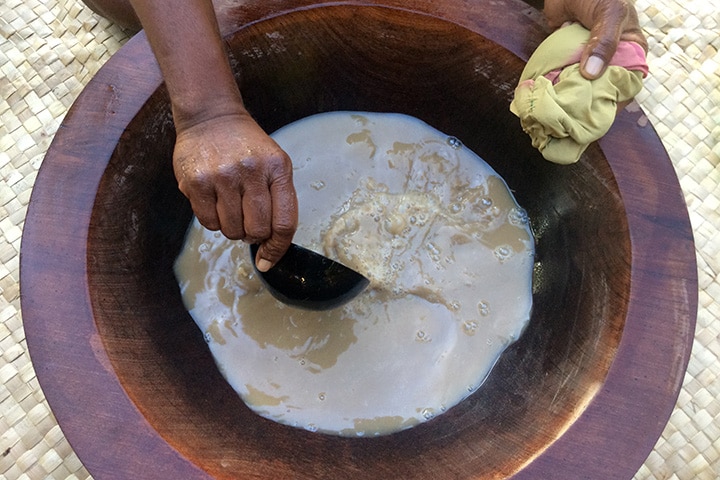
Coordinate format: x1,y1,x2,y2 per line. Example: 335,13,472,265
510,23,644,164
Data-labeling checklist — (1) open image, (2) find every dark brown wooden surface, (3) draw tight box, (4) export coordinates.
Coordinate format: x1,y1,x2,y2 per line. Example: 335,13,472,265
21,1,697,479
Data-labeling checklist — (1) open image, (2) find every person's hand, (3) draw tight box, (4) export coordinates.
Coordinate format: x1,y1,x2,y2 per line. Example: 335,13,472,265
544,0,648,79
173,112,298,272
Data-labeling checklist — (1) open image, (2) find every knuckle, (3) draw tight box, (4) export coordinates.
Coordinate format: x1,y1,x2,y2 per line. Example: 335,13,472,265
238,154,263,173
197,215,221,232
259,239,289,263
617,0,631,17
177,166,214,192
221,226,246,241
273,217,297,238
245,224,272,243
593,36,619,60
265,149,293,176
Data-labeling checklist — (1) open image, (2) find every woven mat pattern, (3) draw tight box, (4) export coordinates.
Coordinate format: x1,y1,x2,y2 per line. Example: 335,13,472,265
1,1,129,479
1,0,718,478
633,1,720,478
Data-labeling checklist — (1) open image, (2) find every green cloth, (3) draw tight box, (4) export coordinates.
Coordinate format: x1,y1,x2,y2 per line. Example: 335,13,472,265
510,23,644,165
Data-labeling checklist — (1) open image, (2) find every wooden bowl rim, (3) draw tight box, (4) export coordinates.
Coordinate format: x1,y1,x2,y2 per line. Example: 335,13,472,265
21,1,697,479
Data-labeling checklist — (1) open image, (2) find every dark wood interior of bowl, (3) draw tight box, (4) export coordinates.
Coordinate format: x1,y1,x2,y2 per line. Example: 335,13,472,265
86,6,629,479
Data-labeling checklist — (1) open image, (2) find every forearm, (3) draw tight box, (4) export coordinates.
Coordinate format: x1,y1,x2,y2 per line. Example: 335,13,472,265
128,0,247,131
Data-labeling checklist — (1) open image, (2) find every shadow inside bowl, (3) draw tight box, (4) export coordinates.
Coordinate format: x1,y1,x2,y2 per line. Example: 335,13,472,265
86,5,629,479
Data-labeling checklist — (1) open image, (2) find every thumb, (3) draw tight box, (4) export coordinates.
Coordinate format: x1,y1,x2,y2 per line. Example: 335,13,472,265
254,179,298,272
254,218,296,271
579,1,629,79
255,239,291,272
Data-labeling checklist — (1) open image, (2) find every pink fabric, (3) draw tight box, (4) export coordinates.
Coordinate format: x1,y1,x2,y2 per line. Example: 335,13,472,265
544,40,649,84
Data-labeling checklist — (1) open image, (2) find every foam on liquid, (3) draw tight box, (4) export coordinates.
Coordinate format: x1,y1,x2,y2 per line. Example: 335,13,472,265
174,112,534,437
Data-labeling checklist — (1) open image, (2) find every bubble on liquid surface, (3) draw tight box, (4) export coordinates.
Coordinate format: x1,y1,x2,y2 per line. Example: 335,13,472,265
415,330,432,343
446,136,463,149
494,245,512,262
426,242,441,256
508,207,529,226
463,320,478,336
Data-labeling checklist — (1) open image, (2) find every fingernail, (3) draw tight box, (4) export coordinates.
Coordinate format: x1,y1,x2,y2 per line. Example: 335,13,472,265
585,55,605,77
257,258,273,272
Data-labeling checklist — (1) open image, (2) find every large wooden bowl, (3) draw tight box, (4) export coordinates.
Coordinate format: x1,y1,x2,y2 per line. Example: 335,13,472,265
21,1,697,479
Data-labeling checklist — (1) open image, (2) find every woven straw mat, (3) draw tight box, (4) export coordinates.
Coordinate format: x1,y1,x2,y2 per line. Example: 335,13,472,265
1,0,718,478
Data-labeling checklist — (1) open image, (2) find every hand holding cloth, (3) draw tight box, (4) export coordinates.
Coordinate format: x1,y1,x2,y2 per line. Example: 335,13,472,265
510,23,648,164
